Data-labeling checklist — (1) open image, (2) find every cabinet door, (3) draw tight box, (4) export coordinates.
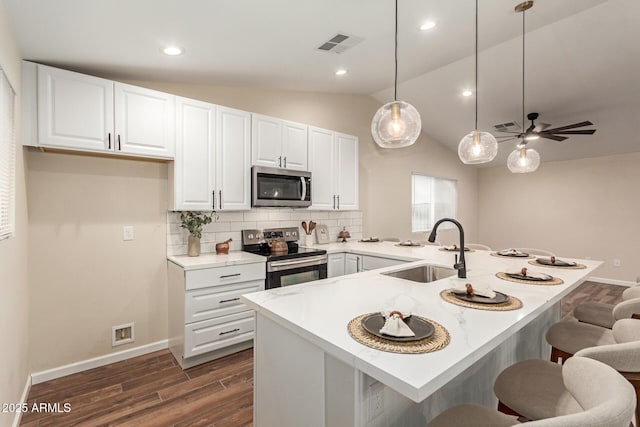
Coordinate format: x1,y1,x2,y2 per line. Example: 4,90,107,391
336,133,359,210
282,120,308,171
327,253,345,278
37,64,113,151
251,114,282,168
344,254,361,275
308,126,336,210
217,106,251,210
114,83,175,158
173,97,216,210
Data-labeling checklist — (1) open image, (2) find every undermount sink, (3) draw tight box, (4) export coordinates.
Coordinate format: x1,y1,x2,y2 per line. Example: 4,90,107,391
381,265,457,283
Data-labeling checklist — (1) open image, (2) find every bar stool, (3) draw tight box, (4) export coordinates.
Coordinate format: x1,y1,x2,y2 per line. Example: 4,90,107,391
493,319,640,423
429,357,636,427
574,287,640,328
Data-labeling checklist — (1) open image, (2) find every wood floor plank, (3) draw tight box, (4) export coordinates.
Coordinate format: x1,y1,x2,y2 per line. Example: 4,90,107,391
21,282,627,427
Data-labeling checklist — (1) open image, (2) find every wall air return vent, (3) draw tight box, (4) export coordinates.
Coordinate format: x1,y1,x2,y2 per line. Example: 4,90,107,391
493,121,521,133
316,33,363,54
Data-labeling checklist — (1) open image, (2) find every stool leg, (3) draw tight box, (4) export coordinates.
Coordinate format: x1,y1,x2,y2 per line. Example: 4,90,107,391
550,347,573,365
498,401,523,418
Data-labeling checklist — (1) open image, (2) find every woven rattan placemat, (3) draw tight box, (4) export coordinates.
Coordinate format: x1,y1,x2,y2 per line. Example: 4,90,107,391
347,314,450,354
496,272,564,286
439,290,523,311
528,260,586,270
490,252,535,259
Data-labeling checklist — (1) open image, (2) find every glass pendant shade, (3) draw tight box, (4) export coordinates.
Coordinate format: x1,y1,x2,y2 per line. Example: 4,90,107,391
371,101,421,148
458,129,498,164
507,146,540,173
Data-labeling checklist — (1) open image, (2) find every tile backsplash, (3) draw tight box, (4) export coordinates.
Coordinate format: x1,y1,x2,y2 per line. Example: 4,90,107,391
167,209,363,256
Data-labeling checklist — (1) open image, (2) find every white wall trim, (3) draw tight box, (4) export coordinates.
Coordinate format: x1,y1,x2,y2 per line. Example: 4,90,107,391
11,375,32,427
31,340,168,385
589,276,637,287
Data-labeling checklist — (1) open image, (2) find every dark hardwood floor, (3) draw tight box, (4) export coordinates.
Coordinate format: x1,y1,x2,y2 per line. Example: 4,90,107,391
20,280,626,426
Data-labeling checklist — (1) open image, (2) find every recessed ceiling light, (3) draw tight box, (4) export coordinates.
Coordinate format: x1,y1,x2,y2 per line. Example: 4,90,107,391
162,46,184,56
335,69,348,76
420,21,437,31
462,90,473,97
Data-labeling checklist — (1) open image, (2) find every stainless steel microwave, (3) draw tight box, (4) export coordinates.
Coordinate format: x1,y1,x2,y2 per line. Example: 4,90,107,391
252,166,312,207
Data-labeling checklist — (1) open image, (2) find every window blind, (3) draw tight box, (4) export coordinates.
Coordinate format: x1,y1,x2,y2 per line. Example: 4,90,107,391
411,174,457,232
0,69,16,240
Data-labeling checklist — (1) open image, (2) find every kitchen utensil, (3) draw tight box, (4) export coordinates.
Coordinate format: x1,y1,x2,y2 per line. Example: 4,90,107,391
361,314,434,342
215,238,232,255
308,221,316,234
267,238,288,254
301,221,308,235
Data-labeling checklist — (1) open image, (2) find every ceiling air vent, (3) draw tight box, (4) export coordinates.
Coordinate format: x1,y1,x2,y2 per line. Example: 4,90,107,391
316,33,363,54
493,121,521,133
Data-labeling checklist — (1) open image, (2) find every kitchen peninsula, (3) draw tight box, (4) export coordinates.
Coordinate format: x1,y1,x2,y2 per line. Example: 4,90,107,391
242,242,601,426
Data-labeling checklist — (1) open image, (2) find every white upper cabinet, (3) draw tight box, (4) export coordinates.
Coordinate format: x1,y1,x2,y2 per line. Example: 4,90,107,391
172,101,251,211
37,64,114,152
114,83,175,158
308,126,358,210
252,113,308,171
31,63,175,159
173,97,216,210
217,106,252,210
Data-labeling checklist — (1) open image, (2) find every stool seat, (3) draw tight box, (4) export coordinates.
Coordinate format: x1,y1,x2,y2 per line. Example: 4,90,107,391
573,302,615,328
546,320,615,356
494,359,582,421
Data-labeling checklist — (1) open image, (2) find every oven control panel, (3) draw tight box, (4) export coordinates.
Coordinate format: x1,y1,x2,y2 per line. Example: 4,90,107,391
242,227,299,245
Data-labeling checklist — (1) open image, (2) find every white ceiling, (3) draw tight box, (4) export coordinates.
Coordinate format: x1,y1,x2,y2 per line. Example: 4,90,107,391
4,0,638,165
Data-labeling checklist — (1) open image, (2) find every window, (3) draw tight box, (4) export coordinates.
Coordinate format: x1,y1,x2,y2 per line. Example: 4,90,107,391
0,69,16,240
411,173,457,232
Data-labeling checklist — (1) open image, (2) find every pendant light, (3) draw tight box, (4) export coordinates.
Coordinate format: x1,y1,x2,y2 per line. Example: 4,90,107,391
371,0,421,148
508,1,540,173
457,0,498,164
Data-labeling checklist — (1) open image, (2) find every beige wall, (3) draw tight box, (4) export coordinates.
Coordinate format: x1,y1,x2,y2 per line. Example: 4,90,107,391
124,79,480,244
0,4,29,427
478,153,640,283
27,152,169,371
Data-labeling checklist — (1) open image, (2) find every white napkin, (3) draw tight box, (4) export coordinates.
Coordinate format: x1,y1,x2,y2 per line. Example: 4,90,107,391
498,248,526,256
506,267,549,280
537,256,576,266
379,310,415,337
451,282,496,299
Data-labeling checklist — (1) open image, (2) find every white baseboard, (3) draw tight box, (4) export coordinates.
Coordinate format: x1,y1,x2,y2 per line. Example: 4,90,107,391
589,276,637,287
12,375,31,427
31,340,169,385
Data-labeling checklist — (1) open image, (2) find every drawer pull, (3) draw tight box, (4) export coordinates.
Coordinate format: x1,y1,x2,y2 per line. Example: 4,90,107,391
219,328,240,336
219,273,241,279
219,297,240,304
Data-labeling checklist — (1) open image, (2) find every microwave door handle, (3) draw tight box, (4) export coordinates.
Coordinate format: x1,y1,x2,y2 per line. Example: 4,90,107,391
300,177,306,201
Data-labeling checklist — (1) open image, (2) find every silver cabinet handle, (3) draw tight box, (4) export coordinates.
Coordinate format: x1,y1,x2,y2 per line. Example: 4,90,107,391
219,190,222,210
219,297,240,304
278,156,282,167
219,273,241,279
219,328,240,336
108,133,111,150
212,190,216,210
284,157,287,168
117,134,121,151
333,195,336,209
337,195,340,210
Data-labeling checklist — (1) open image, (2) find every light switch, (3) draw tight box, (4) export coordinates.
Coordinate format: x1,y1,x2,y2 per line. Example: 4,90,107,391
123,225,134,241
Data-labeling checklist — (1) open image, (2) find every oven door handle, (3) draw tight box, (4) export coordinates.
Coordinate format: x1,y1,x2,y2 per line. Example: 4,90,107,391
300,177,307,201
268,255,327,272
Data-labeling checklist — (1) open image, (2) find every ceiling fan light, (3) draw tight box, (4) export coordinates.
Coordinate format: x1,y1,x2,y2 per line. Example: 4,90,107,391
507,146,540,173
458,129,498,164
371,100,421,148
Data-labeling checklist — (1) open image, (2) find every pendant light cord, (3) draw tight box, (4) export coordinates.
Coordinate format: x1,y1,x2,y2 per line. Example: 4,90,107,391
521,6,526,134
474,0,478,130
394,0,398,101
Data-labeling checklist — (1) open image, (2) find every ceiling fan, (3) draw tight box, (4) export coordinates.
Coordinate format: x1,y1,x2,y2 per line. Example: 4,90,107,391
496,112,596,144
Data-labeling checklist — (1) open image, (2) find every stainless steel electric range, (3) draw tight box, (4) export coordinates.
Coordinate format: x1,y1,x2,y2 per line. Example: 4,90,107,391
241,227,327,289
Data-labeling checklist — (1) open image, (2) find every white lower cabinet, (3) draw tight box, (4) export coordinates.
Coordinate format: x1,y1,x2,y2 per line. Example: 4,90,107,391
327,253,345,278
344,253,363,275
333,253,408,277
168,260,265,369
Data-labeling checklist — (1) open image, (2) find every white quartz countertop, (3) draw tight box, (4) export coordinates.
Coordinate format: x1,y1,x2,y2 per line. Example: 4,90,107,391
242,242,602,403
168,251,266,270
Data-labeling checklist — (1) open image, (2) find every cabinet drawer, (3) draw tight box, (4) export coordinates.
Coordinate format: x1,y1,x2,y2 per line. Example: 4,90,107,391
184,311,255,358
185,262,265,290
362,255,406,271
185,279,264,323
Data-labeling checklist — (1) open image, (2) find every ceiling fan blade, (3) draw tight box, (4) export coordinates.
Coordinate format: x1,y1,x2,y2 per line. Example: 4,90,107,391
496,137,516,144
533,122,550,132
494,131,521,134
539,134,568,142
544,129,596,135
543,121,593,133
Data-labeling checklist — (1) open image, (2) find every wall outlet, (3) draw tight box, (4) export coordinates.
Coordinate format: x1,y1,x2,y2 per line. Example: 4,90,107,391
112,322,135,347
613,259,621,267
123,225,134,241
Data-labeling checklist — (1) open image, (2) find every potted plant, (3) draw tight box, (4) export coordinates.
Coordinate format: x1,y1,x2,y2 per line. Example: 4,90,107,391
180,211,213,256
